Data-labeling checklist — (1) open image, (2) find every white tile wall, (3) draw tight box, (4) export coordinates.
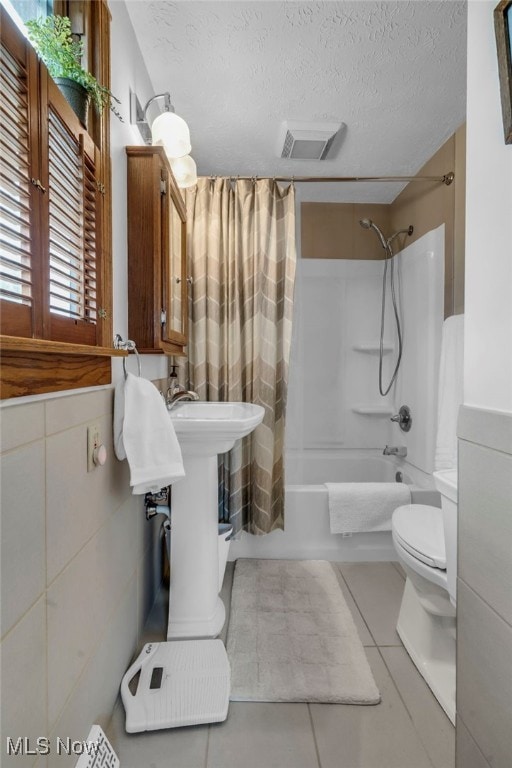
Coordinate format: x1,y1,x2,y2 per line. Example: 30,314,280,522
1,441,46,637
0,598,47,768
46,413,130,584
456,581,512,768
0,389,160,763
458,440,512,626
0,401,45,452
456,719,492,768
457,406,512,768
45,389,113,436
46,494,139,726
48,578,139,768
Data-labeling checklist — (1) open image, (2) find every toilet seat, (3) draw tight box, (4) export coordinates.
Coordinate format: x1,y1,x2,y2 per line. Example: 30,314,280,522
392,505,446,569
393,535,449,592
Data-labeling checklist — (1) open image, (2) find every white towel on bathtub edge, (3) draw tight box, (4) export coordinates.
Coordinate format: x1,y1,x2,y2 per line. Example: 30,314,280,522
114,373,185,495
326,482,411,534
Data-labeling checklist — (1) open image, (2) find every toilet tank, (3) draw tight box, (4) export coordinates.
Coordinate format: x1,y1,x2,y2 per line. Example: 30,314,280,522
433,469,458,606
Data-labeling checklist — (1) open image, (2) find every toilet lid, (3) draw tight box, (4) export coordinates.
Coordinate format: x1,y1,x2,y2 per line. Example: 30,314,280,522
392,505,446,569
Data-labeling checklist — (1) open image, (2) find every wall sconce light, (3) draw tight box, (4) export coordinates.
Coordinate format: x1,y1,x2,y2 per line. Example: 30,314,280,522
169,155,198,189
130,91,191,158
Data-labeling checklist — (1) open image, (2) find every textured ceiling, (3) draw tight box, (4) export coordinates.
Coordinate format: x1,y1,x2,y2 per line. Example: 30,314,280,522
125,1,467,202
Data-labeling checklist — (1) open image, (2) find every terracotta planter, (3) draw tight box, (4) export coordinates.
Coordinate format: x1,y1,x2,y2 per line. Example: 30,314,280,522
54,77,90,128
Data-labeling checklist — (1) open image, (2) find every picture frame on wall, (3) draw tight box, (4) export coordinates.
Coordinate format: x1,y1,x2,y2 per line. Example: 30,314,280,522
494,0,512,143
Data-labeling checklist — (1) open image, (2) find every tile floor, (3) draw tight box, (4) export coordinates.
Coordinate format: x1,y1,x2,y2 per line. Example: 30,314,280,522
107,561,455,768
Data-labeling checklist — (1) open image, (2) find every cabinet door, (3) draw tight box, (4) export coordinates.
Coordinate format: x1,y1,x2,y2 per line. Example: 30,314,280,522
161,168,187,348
126,145,188,355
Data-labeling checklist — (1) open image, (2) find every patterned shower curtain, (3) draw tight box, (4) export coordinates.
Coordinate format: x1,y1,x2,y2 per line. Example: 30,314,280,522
183,177,296,534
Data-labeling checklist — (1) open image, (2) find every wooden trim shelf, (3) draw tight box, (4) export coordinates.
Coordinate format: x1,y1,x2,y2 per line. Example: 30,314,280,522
0,335,127,357
1,351,112,399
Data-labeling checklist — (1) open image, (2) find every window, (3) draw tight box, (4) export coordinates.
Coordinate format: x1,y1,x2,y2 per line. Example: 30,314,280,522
0,1,117,398
3,0,54,27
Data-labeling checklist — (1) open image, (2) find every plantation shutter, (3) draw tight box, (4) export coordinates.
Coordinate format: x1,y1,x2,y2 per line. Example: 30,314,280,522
1,2,114,398
0,14,39,337
43,77,98,345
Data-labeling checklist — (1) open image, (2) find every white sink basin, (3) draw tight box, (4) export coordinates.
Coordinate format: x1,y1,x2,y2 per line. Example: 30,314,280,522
170,401,264,455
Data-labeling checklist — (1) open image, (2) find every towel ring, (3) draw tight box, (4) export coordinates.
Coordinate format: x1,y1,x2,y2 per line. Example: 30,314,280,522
123,347,141,378
114,334,142,378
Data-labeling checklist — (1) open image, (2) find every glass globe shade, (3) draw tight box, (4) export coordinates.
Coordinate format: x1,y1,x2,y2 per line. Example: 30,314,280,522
151,111,191,158
170,155,198,188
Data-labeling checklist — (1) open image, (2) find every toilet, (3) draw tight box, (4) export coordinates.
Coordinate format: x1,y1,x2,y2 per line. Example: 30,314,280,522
392,468,457,723
391,314,463,725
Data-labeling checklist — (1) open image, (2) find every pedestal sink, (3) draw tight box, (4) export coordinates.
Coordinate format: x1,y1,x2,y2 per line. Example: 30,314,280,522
167,401,264,639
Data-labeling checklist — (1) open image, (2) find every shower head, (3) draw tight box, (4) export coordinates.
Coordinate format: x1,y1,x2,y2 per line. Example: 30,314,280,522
359,218,387,250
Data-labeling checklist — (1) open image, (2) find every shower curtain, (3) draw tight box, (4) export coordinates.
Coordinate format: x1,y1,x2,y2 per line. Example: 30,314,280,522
183,177,296,534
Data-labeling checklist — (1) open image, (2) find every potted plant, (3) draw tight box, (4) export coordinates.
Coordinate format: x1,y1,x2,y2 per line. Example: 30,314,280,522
25,15,120,128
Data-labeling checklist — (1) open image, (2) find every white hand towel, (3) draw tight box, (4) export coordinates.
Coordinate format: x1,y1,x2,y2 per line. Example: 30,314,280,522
326,482,411,534
114,373,185,494
435,314,464,471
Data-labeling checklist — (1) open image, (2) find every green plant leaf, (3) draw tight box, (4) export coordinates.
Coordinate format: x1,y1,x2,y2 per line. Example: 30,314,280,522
25,14,120,116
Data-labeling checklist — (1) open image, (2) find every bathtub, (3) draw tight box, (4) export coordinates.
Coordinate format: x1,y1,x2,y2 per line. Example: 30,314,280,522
286,449,412,486
229,449,438,562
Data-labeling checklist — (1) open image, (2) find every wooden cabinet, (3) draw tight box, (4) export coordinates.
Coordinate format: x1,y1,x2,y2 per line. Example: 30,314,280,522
126,146,188,355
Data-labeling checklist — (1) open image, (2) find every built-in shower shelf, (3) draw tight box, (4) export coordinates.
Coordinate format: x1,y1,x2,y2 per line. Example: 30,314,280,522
352,344,394,354
352,406,394,416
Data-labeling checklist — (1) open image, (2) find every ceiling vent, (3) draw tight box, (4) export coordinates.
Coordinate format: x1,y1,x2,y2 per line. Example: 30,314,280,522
279,121,344,160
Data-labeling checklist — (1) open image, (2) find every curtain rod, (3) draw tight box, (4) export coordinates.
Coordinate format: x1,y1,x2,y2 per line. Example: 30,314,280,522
209,172,455,185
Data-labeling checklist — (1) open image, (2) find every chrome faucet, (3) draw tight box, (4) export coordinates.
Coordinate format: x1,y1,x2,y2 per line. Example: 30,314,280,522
383,445,407,458
166,388,199,410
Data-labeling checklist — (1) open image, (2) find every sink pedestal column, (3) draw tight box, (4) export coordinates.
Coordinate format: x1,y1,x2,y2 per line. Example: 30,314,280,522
166,402,264,640
167,454,225,639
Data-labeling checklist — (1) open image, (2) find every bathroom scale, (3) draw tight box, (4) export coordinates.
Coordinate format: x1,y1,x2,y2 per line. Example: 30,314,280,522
121,639,230,733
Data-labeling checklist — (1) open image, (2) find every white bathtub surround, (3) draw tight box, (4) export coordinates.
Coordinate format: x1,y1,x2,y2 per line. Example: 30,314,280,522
326,481,410,534
287,228,444,478
227,559,380,704
393,225,445,475
113,373,184,494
